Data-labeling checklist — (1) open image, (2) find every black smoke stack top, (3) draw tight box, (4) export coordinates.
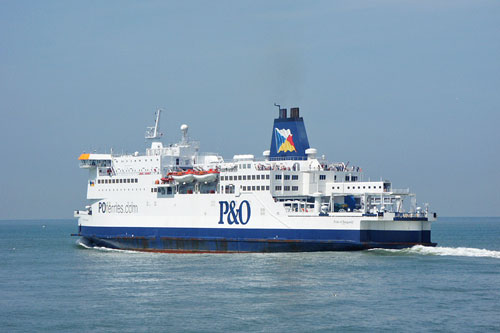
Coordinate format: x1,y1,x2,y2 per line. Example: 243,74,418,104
290,107,300,119
279,108,287,119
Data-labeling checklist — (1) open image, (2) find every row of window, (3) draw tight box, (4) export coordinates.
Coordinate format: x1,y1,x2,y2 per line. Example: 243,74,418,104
222,174,359,182
242,185,270,191
221,174,270,181
152,187,173,194
97,188,147,192
116,158,159,163
332,185,382,190
275,186,299,191
273,174,358,182
97,178,139,184
81,160,111,167
239,163,252,169
275,175,300,180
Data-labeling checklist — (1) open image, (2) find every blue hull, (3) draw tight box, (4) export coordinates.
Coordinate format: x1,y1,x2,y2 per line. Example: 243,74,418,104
77,226,436,252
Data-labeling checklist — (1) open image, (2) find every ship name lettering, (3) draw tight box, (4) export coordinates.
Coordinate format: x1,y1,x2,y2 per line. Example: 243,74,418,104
98,201,138,214
218,200,251,225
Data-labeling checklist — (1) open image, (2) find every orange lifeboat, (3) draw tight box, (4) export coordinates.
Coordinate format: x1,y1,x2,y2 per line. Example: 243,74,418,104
193,169,219,183
170,169,195,183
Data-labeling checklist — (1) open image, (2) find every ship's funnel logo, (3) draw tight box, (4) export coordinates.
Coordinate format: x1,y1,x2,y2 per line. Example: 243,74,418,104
275,128,297,153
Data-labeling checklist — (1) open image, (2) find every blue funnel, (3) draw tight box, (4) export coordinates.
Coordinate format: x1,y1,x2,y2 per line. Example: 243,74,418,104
269,107,310,160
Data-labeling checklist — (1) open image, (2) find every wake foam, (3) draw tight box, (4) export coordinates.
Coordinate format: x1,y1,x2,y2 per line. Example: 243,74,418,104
75,239,139,254
369,245,500,259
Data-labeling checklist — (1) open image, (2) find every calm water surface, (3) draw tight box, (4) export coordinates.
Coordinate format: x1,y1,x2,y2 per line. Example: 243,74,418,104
1,217,499,332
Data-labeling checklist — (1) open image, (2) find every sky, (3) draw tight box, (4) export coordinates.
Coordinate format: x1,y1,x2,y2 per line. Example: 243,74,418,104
0,0,499,219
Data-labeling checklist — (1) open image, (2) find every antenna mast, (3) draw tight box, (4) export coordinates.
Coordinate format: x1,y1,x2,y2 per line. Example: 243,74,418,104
145,109,163,140
274,103,281,113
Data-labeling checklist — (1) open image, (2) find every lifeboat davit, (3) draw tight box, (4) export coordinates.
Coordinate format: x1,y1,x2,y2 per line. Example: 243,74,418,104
161,177,174,185
193,169,219,183
170,170,195,183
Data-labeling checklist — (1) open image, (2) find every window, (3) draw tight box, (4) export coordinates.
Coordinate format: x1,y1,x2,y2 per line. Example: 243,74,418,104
266,175,270,180
135,179,138,183
256,186,260,191
243,175,246,180
256,175,260,180
345,175,349,181
252,175,256,180
275,175,282,180
247,164,251,168
266,186,270,190
119,179,123,183
229,176,233,181
252,186,255,191
368,186,371,189
238,176,242,180
358,186,360,189
284,175,290,180
275,186,282,191
334,175,337,181
292,175,298,180
319,175,326,180
352,176,358,181
112,179,115,184
127,179,131,183
243,186,246,191
347,186,350,189
284,186,290,191
151,188,154,192
292,186,299,191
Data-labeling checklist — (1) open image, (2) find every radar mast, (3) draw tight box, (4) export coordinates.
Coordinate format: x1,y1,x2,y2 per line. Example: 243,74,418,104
145,109,163,141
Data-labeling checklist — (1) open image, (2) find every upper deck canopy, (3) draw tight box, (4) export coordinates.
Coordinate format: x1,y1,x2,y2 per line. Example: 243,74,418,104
78,153,112,161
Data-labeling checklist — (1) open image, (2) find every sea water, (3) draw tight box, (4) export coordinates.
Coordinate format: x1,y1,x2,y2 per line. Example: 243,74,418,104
0,217,499,332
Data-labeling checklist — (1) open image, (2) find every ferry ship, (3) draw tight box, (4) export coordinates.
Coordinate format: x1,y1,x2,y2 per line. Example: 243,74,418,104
74,106,437,252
